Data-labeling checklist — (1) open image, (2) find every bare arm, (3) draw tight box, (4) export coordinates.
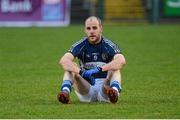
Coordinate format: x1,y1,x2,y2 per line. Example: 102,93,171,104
101,54,126,71
59,52,80,74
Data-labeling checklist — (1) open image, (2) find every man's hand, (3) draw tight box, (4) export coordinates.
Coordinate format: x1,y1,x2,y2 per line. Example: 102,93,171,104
79,67,102,85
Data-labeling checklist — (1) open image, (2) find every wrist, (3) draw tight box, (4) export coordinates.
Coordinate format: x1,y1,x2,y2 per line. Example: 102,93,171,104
97,66,102,72
79,69,83,75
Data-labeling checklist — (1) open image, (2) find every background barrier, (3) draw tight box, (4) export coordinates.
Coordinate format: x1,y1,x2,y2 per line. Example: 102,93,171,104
0,0,71,27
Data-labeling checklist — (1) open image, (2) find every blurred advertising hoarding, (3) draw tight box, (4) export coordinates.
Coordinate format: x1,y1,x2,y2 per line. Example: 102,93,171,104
164,0,180,16
0,0,71,27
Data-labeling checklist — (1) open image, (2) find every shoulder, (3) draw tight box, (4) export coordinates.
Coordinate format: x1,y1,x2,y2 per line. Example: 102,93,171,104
102,37,120,52
71,37,87,48
103,37,117,46
68,37,87,56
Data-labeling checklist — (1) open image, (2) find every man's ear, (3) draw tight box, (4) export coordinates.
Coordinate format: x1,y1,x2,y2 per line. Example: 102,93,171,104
84,27,86,34
100,25,103,33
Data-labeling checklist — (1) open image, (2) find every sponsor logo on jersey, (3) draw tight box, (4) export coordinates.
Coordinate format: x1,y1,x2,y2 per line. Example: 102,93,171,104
84,62,106,69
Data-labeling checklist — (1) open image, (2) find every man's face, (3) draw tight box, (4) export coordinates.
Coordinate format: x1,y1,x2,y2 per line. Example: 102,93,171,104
85,18,102,44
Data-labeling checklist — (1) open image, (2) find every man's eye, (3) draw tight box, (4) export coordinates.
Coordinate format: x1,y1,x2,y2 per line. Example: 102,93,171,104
93,26,97,30
86,27,91,30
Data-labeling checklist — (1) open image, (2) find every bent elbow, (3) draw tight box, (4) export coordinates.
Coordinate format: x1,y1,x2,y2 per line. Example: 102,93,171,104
121,59,126,65
59,58,65,66
119,55,126,68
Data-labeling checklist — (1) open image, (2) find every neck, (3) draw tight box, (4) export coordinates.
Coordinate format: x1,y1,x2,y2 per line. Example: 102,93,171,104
89,35,102,45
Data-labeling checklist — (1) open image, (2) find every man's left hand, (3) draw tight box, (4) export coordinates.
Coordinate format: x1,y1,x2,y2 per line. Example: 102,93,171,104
79,67,102,85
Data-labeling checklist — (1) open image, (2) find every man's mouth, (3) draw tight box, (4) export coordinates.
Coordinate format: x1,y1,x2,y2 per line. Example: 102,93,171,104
90,35,96,38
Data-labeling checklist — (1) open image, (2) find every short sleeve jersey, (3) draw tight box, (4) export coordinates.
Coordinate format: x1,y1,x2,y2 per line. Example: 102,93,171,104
68,36,122,78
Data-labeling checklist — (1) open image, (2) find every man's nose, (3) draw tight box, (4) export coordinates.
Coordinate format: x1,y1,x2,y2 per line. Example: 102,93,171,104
89,28,94,33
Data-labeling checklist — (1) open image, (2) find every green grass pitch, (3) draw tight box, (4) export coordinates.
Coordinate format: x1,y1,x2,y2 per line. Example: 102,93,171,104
0,24,180,118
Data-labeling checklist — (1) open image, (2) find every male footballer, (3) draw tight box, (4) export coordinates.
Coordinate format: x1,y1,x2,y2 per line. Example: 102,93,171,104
57,16,126,104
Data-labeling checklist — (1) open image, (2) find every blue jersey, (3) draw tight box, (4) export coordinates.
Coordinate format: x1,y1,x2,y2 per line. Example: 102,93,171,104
68,36,122,78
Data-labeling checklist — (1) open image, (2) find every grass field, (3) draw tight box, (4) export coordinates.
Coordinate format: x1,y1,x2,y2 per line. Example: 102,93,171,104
0,24,180,118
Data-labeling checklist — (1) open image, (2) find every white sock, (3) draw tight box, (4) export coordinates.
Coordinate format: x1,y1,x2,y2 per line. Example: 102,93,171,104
112,87,120,96
62,87,70,93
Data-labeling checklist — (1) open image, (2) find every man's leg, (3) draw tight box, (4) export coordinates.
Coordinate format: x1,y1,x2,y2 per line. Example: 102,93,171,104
57,71,73,104
57,71,91,104
73,74,90,95
73,74,96,102
103,70,122,103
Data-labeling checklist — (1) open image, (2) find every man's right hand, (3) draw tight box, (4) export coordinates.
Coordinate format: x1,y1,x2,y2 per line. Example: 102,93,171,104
79,67,102,85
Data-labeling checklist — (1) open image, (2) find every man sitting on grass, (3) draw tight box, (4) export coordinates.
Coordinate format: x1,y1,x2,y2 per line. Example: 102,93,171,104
57,16,126,104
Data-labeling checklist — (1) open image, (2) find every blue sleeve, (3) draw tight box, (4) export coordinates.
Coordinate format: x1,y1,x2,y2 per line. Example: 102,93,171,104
68,39,85,58
105,40,122,58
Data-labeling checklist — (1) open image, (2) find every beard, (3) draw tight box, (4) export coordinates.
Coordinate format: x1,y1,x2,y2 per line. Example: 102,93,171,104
88,35,101,44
